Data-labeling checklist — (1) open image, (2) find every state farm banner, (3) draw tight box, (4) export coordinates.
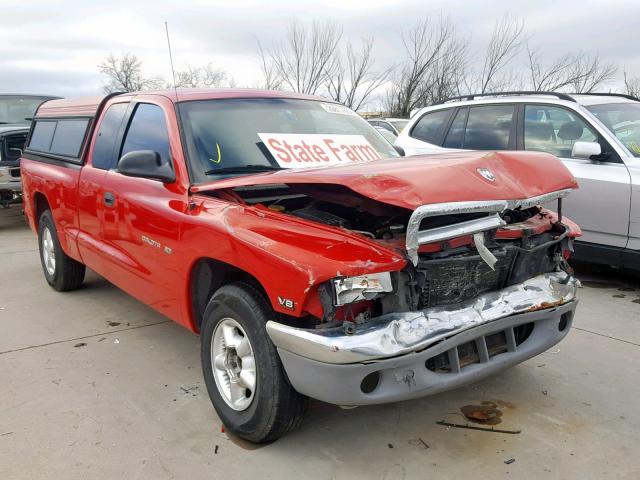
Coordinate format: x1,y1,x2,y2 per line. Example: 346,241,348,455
258,133,381,168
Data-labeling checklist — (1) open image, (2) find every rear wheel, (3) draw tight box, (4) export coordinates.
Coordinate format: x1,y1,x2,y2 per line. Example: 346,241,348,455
38,210,85,291
201,283,307,443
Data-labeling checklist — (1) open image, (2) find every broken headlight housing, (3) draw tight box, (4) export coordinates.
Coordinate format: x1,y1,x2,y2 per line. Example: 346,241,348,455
333,272,393,306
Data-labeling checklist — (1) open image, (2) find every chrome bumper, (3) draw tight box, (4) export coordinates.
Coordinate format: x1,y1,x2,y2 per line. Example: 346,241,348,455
266,272,578,365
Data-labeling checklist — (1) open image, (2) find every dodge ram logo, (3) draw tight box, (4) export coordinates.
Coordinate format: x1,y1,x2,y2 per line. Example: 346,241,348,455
477,167,496,182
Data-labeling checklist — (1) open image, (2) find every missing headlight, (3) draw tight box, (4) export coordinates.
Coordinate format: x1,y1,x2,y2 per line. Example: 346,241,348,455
333,272,393,306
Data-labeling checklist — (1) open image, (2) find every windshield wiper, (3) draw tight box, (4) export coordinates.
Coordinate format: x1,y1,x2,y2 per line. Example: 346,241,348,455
204,165,282,176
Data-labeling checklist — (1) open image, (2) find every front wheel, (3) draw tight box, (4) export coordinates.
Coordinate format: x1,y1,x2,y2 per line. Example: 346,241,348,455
201,283,307,443
38,210,85,291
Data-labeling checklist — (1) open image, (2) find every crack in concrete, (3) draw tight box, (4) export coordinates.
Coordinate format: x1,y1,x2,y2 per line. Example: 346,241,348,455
0,320,171,356
572,326,640,348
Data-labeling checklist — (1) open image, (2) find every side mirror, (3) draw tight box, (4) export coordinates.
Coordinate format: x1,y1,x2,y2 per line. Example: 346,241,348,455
118,150,175,183
571,141,601,160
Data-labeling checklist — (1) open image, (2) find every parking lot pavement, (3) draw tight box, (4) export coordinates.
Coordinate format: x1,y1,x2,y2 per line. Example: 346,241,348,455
1,208,639,480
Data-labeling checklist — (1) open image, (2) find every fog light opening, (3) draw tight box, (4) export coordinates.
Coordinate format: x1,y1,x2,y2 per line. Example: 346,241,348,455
360,371,381,394
558,313,570,332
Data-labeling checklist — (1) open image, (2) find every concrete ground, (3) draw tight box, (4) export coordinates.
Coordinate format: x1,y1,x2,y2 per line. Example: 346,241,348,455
1,207,639,480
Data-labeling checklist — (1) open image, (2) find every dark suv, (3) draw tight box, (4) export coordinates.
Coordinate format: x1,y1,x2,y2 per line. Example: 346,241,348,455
1,94,59,207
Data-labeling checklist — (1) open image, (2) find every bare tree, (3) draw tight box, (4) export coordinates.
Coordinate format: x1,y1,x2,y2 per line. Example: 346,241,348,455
527,45,617,93
385,17,456,116
624,70,640,98
416,34,468,106
478,15,526,93
261,20,342,95
568,55,617,93
325,38,391,111
256,41,282,89
98,53,162,93
173,64,233,88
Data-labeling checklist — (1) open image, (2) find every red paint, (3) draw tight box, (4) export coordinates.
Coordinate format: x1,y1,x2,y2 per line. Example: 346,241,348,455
21,89,581,334
192,150,578,211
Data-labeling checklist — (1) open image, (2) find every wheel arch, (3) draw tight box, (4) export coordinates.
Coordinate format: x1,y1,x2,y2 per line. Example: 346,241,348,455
32,191,51,230
189,257,271,333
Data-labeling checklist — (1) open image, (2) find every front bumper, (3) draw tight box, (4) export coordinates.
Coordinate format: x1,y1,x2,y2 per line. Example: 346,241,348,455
266,272,578,405
0,167,21,193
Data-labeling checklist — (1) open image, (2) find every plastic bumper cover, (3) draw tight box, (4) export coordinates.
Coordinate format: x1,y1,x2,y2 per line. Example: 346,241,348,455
266,272,578,405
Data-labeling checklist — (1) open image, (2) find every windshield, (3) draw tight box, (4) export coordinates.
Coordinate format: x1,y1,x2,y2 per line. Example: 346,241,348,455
586,103,640,157
179,98,398,182
0,97,49,125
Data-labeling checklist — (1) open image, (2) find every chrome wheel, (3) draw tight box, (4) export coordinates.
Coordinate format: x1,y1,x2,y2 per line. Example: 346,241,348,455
42,226,56,276
211,318,256,411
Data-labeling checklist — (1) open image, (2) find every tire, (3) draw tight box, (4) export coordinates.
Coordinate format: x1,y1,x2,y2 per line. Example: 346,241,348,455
38,209,85,291
201,282,308,443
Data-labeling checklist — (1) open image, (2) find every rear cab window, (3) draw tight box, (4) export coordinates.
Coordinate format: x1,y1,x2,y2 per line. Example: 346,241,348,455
92,103,129,170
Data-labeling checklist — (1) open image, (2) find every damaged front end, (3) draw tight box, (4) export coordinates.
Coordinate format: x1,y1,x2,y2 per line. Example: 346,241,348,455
195,157,580,405
256,188,580,405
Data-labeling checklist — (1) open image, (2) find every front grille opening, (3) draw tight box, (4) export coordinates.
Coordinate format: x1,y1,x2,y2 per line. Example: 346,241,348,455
558,313,571,332
360,371,381,394
426,352,450,373
486,331,508,357
514,322,535,345
458,340,480,368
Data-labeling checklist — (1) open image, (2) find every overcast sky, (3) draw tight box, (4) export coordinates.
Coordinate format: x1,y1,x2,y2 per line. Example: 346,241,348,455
1,0,638,98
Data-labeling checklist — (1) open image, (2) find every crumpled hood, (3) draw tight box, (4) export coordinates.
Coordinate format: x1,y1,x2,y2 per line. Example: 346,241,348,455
192,151,578,210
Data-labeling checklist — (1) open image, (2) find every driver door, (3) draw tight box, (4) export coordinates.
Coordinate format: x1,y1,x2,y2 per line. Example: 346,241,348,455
522,104,631,247
100,101,185,320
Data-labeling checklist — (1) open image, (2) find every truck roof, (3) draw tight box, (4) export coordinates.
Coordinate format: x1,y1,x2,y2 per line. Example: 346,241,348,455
35,89,332,118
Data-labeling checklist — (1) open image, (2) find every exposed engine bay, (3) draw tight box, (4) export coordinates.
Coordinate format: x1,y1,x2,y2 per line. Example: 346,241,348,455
212,183,574,326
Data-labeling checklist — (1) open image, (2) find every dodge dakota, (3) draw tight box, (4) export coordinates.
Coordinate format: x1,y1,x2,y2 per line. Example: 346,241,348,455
21,89,581,442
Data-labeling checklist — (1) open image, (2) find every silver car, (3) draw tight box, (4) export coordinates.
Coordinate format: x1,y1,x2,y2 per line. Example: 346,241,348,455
395,92,640,270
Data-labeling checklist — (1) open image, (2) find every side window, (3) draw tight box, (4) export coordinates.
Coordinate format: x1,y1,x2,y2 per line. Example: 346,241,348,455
120,103,170,165
524,105,597,158
49,119,89,157
28,119,89,159
464,105,515,150
443,108,468,149
410,109,452,144
28,121,57,152
92,103,129,170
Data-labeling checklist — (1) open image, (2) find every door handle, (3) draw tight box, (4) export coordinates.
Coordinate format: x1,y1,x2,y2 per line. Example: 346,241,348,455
104,192,116,207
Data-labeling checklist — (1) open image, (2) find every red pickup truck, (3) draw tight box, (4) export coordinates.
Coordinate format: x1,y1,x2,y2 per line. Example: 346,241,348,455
21,89,581,442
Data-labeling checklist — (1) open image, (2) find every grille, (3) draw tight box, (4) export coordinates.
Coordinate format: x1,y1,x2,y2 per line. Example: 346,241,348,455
2,133,27,162
417,249,515,308
425,322,534,373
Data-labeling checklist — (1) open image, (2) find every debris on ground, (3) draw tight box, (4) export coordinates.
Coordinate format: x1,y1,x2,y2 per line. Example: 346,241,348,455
107,321,121,327
436,420,521,434
114,339,120,344
504,458,515,465
179,385,199,396
214,445,219,454
97,337,106,342
408,438,429,449
460,401,503,425
542,390,548,396
73,342,87,348
388,443,394,448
